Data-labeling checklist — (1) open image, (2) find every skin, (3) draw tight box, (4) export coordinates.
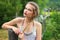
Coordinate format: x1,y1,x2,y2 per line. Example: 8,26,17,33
2,3,42,40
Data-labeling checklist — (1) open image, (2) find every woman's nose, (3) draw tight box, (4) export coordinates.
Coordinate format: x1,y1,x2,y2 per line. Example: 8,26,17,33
25,10,27,13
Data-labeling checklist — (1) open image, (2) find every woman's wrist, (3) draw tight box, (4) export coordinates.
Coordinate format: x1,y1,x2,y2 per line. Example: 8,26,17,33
18,33,24,39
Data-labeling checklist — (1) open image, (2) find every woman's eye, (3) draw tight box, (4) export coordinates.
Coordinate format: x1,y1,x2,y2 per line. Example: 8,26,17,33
28,9,32,11
25,8,32,11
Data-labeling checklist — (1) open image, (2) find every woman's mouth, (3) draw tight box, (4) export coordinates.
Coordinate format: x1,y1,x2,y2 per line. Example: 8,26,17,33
24,13,27,15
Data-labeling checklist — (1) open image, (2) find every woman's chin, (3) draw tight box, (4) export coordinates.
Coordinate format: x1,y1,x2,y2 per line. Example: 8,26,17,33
23,15,26,17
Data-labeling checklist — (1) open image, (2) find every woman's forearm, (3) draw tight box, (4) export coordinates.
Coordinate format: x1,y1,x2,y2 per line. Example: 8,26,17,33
2,23,15,29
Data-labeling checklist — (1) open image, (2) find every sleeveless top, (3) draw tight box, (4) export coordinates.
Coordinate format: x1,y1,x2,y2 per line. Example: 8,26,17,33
19,20,36,40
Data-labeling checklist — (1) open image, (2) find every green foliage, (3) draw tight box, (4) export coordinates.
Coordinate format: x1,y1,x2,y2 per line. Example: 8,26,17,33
0,0,23,28
43,11,60,40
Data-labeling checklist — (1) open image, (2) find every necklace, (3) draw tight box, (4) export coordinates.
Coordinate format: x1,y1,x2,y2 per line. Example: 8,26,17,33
23,19,34,32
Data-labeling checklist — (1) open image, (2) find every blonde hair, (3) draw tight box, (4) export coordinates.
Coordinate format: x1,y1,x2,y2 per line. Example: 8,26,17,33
27,1,39,18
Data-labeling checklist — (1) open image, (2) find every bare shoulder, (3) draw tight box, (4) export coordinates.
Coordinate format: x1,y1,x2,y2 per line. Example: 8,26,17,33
34,21,42,27
14,17,24,22
3,17,24,25
34,21,42,40
6,17,24,23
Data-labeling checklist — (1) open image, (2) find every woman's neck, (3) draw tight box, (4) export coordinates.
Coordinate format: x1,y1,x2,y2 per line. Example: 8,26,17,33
25,17,33,23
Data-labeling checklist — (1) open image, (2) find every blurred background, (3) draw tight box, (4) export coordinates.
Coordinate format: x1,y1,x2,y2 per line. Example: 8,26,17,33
0,0,60,40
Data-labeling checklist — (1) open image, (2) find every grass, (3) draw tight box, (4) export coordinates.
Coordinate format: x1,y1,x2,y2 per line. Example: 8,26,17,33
0,29,8,40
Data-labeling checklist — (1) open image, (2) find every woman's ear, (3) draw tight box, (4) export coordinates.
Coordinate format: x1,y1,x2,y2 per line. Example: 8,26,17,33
32,12,36,18
34,11,37,17
32,9,37,18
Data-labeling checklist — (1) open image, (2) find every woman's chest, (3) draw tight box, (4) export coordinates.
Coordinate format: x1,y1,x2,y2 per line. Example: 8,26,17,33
17,22,35,32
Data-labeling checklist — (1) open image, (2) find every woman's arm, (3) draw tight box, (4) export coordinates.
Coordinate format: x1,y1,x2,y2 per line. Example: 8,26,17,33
36,22,42,40
2,17,22,35
18,33,25,40
2,17,22,29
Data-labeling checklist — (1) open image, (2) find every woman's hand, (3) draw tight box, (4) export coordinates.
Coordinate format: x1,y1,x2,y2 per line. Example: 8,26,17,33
12,27,20,35
18,32,24,38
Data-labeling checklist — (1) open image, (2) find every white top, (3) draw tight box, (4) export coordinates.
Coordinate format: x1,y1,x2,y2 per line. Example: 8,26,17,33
19,25,36,40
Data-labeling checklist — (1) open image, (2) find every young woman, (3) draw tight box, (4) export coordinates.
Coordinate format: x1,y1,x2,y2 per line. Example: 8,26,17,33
2,1,42,40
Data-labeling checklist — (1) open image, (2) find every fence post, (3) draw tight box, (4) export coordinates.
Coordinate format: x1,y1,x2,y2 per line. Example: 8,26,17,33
8,29,18,40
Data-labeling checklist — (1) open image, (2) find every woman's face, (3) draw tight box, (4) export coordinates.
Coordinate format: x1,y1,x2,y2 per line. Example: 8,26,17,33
23,4,35,18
